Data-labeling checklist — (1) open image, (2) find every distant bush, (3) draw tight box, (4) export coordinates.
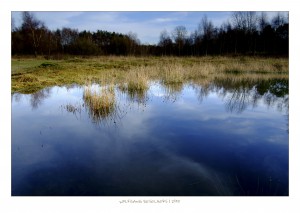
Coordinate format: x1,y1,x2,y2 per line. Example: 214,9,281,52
38,62,60,69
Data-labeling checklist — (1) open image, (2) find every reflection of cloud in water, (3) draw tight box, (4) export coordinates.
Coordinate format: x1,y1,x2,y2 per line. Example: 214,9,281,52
117,105,153,142
266,134,287,144
161,82,183,102
89,115,235,195
94,96,236,194
159,150,234,195
12,78,288,195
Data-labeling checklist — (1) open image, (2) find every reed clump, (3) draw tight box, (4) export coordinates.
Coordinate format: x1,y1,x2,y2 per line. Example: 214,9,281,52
126,68,149,92
83,84,116,121
117,67,150,103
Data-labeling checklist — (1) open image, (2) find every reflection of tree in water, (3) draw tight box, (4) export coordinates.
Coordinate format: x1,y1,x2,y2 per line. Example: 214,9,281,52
213,78,289,114
224,87,251,113
259,80,289,114
161,82,183,102
192,83,212,103
30,88,52,109
12,93,22,103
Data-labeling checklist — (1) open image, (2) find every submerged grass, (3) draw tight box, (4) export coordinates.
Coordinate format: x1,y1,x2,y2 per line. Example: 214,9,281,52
11,56,288,94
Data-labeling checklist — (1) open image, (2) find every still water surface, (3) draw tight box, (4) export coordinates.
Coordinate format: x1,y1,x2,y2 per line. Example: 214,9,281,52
12,79,288,196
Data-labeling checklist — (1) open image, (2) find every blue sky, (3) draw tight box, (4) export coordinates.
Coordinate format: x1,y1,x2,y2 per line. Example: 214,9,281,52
12,11,287,44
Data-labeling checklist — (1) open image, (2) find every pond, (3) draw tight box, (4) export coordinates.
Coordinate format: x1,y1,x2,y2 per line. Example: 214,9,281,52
12,78,289,196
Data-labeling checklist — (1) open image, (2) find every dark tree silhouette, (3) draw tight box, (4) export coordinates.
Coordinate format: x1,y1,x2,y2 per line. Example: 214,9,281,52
21,12,46,57
159,30,173,56
198,16,214,55
172,26,187,56
11,12,289,57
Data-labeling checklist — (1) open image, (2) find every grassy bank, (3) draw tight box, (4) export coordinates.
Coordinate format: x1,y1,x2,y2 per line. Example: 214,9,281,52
11,56,288,94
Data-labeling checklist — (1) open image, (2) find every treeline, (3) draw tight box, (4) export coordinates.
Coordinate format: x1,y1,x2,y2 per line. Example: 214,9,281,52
12,12,288,57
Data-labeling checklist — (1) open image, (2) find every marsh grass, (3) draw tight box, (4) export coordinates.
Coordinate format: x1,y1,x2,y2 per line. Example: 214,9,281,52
161,64,185,84
83,84,116,122
17,74,39,83
11,56,288,94
223,58,288,74
117,67,150,103
127,70,149,91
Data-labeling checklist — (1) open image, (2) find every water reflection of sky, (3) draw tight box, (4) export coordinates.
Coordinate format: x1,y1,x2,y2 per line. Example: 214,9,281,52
12,80,288,196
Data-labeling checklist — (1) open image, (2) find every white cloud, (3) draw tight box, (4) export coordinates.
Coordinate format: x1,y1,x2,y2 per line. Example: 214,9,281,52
152,17,178,23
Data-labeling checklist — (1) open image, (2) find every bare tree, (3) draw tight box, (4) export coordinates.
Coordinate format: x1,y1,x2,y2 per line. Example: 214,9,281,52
198,16,214,36
127,31,140,55
21,12,46,57
159,30,172,55
272,12,287,29
159,30,169,45
232,12,258,54
232,12,257,33
11,16,16,32
198,16,214,55
172,26,187,56
232,12,247,30
258,12,269,32
245,12,258,33
61,27,79,53
61,28,78,46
